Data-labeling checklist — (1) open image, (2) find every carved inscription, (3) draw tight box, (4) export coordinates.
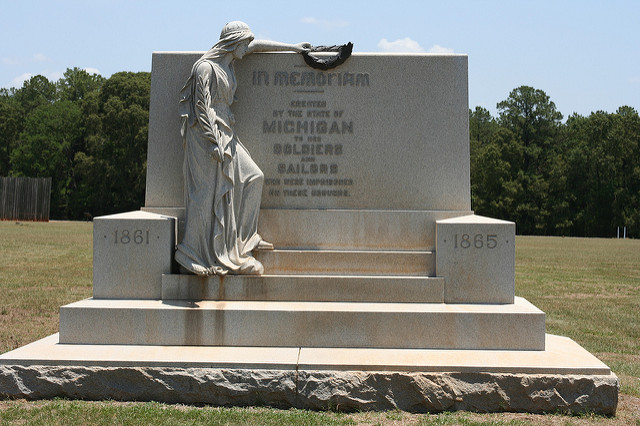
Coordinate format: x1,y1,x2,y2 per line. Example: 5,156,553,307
113,229,150,245
253,71,370,87
453,234,498,249
256,69,370,200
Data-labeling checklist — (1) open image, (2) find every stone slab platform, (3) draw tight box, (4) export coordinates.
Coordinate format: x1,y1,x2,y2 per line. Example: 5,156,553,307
59,297,545,350
0,334,618,414
254,249,434,276
161,274,445,303
0,333,610,374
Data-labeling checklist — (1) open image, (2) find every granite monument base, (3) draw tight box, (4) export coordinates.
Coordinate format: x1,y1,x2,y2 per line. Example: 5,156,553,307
0,334,618,415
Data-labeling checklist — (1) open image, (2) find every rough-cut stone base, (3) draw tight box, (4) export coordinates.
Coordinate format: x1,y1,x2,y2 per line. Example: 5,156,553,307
0,365,617,414
0,334,618,414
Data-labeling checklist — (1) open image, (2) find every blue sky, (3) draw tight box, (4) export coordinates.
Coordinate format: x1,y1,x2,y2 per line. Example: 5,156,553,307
1,0,638,118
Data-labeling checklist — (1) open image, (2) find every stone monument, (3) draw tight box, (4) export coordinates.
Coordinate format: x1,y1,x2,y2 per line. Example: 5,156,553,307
0,24,618,414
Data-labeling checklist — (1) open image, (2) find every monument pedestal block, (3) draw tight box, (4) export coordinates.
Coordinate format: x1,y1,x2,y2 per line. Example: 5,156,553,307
93,211,177,299
437,215,515,304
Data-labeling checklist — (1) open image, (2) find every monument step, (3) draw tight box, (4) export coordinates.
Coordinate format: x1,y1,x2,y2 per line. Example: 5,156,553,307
142,207,474,251
160,274,444,303
254,249,434,276
59,297,545,350
0,333,610,375
258,209,473,251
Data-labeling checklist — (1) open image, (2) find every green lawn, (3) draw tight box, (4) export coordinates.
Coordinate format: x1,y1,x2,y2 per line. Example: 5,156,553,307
1,221,639,424
515,236,640,399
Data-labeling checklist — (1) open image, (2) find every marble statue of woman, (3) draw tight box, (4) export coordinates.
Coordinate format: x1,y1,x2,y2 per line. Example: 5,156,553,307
175,21,310,276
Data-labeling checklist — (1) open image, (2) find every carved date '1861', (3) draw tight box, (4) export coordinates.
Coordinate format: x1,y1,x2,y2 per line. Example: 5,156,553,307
454,234,498,249
114,229,150,245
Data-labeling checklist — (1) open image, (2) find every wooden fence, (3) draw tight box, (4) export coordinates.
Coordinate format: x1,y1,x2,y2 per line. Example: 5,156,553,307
0,177,52,221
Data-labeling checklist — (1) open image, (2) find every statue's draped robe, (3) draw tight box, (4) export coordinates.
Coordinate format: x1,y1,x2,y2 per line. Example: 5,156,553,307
175,59,264,275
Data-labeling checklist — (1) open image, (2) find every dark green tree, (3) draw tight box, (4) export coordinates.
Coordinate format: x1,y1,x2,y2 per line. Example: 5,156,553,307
56,68,106,218
610,106,640,238
72,71,150,216
2,71,151,220
0,88,23,176
564,107,640,237
469,106,498,147
471,127,524,221
14,75,58,113
497,86,563,169
495,86,563,234
3,75,59,179
10,100,83,217
57,67,106,103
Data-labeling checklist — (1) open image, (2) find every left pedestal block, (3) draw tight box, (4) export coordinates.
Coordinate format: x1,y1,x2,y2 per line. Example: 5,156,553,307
93,211,177,299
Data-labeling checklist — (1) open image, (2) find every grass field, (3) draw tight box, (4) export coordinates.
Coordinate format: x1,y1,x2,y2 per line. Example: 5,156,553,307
1,221,639,424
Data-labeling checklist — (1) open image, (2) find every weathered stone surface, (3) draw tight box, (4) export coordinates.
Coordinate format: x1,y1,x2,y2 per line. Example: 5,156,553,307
0,365,618,414
297,371,619,414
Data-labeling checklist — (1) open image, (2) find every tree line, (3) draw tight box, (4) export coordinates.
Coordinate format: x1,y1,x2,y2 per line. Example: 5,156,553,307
471,86,639,237
1,70,638,237
0,68,150,219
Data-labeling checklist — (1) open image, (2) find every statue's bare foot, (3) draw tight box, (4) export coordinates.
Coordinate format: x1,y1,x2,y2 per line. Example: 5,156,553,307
238,258,264,275
208,265,228,276
180,264,210,276
256,240,274,250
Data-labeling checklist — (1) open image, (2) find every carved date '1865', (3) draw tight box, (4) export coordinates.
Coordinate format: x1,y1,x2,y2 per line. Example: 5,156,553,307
454,234,498,249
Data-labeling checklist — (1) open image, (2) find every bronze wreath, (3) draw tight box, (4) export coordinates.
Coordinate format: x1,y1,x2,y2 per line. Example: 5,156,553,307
302,42,353,70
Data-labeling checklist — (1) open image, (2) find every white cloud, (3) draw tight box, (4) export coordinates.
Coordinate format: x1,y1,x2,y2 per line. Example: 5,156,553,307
11,72,32,87
84,67,101,75
33,53,48,62
428,44,454,54
1,53,53,68
377,37,425,53
2,57,19,65
300,17,349,30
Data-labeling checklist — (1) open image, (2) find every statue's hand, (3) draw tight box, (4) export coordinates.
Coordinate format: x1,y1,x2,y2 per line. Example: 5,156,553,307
211,145,223,162
297,42,312,52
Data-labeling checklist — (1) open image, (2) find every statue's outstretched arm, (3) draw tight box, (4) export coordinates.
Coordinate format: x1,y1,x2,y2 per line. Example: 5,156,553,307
248,40,311,54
